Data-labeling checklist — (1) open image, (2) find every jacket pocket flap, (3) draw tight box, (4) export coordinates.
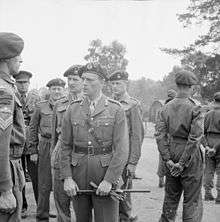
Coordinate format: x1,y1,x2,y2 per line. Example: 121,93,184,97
100,154,112,167
71,153,85,166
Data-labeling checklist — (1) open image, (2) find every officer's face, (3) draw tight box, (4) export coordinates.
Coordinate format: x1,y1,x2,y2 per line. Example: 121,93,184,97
111,80,127,95
15,80,30,94
67,75,83,94
7,55,23,76
81,73,104,98
49,86,64,101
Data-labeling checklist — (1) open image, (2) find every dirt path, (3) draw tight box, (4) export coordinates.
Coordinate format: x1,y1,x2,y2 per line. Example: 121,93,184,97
23,137,220,221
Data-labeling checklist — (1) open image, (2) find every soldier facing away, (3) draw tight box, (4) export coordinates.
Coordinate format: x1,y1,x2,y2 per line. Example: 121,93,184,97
203,92,220,203
51,65,84,222
155,70,204,222
60,63,129,222
0,32,26,222
28,78,65,221
109,70,144,222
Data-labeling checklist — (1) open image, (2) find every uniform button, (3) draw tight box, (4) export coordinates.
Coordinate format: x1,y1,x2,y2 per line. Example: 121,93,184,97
91,117,93,121
88,141,92,145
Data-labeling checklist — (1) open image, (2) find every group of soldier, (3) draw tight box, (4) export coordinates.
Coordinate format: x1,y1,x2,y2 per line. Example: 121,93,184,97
1,31,220,222
155,70,220,222
0,32,144,222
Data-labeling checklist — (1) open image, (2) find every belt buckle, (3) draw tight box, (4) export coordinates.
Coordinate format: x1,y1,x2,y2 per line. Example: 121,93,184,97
88,146,94,155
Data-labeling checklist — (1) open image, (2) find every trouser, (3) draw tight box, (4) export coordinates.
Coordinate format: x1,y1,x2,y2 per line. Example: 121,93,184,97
52,141,72,222
21,154,38,209
36,138,52,222
73,194,119,222
21,154,28,210
204,155,220,191
119,168,132,221
157,154,166,178
159,150,203,222
0,159,25,222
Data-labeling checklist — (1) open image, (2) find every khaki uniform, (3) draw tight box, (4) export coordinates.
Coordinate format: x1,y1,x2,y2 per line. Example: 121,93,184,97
19,92,40,209
29,99,54,221
115,93,144,221
60,95,129,222
155,92,204,222
0,72,26,222
203,105,220,192
51,95,82,222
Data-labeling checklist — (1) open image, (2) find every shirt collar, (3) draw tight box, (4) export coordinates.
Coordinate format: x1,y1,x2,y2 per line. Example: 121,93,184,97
89,92,103,107
0,71,15,85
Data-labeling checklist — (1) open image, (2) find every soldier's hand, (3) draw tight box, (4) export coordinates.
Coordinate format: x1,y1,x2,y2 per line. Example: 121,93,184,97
166,160,175,172
0,189,16,214
207,148,216,157
30,154,38,163
64,178,79,197
96,180,112,196
171,163,184,177
127,164,136,178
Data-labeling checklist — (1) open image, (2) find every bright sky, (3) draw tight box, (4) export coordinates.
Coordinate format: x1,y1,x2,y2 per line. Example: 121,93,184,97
0,0,206,88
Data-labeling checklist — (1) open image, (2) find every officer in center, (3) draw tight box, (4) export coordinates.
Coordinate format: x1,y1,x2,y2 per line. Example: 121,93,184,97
60,63,129,222
109,70,144,222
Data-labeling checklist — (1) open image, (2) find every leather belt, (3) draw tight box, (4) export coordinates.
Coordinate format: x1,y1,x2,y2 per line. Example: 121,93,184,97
40,134,52,139
171,136,188,143
75,146,112,155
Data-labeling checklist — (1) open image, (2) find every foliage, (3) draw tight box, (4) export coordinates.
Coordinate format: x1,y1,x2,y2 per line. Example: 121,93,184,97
84,39,128,77
178,0,220,50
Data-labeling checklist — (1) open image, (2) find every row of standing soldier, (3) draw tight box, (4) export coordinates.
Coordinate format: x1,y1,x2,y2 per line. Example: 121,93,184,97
0,32,144,222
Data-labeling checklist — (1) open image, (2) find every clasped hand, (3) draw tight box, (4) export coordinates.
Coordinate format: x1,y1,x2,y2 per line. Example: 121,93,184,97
166,160,184,177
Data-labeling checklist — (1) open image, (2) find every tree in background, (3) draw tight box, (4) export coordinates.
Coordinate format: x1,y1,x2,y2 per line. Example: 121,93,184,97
84,39,128,77
161,0,220,99
178,0,220,51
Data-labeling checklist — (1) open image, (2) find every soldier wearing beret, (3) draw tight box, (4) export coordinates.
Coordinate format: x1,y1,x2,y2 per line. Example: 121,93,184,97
0,32,26,221
109,70,144,222
155,70,203,222
14,70,40,218
203,92,220,204
29,78,65,221
51,65,84,222
60,63,129,222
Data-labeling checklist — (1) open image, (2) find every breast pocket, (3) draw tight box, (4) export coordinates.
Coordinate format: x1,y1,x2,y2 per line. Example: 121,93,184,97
97,117,114,141
41,111,53,127
71,118,86,141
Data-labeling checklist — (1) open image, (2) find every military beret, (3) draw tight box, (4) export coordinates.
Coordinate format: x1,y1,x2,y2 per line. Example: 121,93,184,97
0,32,24,60
167,89,176,98
109,70,129,81
81,63,107,80
14,70,32,82
175,70,198,86
214,92,220,102
46,78,66,88
63,65,83,77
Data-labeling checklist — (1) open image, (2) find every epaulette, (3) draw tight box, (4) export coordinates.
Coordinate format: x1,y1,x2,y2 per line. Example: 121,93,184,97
107,98,121,106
